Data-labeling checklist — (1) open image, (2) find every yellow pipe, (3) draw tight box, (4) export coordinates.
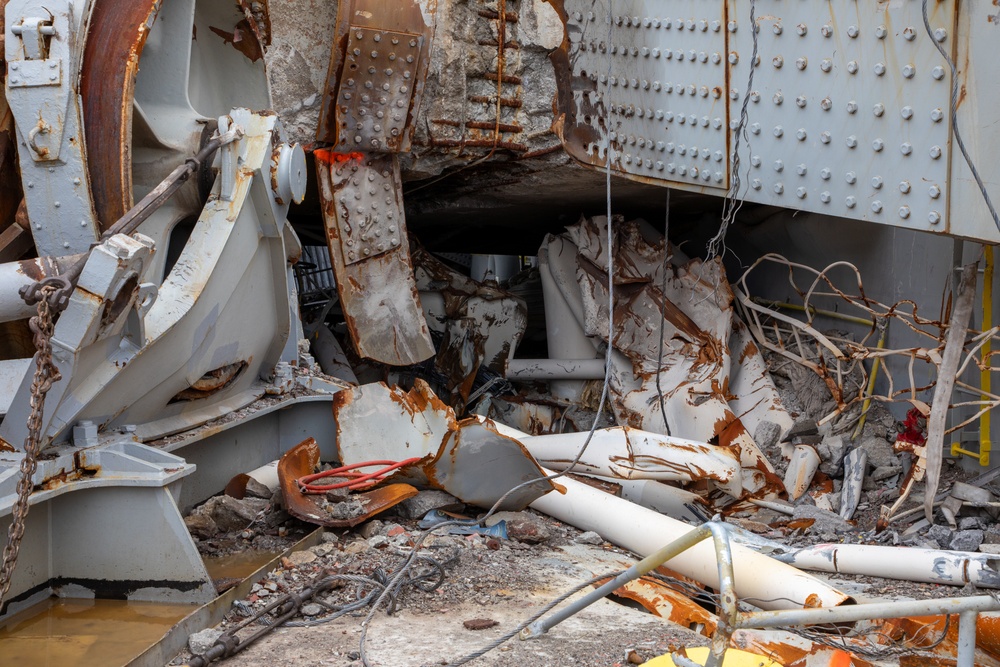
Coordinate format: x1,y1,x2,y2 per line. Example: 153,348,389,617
951,246,993,466
852,323,888,441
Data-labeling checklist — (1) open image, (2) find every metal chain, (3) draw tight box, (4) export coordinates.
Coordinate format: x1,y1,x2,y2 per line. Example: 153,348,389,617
0,286,62,605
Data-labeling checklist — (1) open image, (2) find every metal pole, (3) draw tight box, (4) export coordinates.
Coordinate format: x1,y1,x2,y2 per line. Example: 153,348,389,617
519,524,714,639
737,595,1000,629
957,609,979,667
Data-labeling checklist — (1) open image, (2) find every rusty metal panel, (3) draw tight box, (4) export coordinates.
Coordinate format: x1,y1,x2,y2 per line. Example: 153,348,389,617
327,153,404,264
333,27,422,152
558,0,731,189
317,152,435,365
317,0,436,151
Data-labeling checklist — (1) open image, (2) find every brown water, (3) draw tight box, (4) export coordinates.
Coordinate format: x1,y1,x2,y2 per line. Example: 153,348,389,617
0,598,194,667
203,550,281,582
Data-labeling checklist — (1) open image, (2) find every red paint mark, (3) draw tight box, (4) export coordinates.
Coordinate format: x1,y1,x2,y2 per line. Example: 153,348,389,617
314,149,365,165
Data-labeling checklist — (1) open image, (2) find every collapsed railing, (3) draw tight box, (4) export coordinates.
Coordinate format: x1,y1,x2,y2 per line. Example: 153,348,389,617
521,521,1000,667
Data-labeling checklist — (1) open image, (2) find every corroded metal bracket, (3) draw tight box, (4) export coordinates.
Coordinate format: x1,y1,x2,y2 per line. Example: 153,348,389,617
314,0,437,366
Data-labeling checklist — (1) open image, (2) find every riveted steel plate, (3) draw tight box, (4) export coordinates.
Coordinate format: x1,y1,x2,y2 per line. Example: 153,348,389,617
327,153,403,264
332,27,422,152
725,0,956,231
561,0,730,189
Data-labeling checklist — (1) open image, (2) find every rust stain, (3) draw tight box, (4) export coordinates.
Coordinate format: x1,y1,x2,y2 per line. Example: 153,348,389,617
209,19,264,61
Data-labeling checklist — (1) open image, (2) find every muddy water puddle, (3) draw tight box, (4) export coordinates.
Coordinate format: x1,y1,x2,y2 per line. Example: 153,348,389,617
0,598,194,667
203,550,281,582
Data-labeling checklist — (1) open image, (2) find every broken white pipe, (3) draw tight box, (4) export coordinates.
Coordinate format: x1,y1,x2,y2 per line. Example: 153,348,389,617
521,427,743,497
839,448,867,520
528,470,853,610
618,479,710,524
246,460,279,494
772,544,1000,589
505,358,606,381
782,445,820,501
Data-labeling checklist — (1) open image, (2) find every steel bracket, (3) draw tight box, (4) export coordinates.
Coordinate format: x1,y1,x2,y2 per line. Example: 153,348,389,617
5,0,100,255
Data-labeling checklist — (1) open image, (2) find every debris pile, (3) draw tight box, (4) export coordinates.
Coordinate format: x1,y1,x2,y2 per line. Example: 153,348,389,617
173,214,1000,666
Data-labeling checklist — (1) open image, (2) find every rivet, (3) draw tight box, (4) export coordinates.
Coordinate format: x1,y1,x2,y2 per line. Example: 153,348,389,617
932,66,946,80
9,63,17,71
929,211,942,224
73,177,80,185
773,23,783,35
714,151,724,162
678,165,687,176
773,126,784,138
699,52,708,63
821,168,831,180
774,183,784,194
796,96,807,108
847,61,859,75
873,103,885,117
930,184,942,199
846,100,858,114
714,172,724,183
846,136,858,149
700,86,709,97
820,191,832,203
899,206,911,219
728,52,739,64
730,88,740,100
796,164,807,175
929,145,942,159
872,176,883,189
774,160,785,172
796,58,807,70
872,139,884,152
751,179,762,190
796,187,807,199
871,201,883,213
821,131,832,144
821,24,832,37
653,48,661,58
846,196,857,208
667,163,676,173
904,26,916,41
821,59,832,73
874,63,886,76
773,56,783,69
712,21,721,32
750,91,761,103
901,106,914,120
657,141,665,151
687,19,695,31
900,181,912,194
728,21,738,32
751,155,762,167
847,25,859,38
901,142,913,156
796,129,807,141
930,108,944,122
820,98,832,111
655,161,664,171
713,117,723,129
846,171,857,184
934,28,947,42
876,25,887,39
903,64,915,79
712,52,721,64
54,201,61,208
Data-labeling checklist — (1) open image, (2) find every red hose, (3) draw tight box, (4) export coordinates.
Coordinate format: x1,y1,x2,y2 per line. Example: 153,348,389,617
296,458,421,494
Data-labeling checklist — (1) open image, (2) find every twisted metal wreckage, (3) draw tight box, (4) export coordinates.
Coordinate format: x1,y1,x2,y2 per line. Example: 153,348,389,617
0,0,999,665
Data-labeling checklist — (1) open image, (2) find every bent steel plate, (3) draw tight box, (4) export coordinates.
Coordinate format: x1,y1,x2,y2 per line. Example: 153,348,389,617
277,437,418,528
317,153,435,365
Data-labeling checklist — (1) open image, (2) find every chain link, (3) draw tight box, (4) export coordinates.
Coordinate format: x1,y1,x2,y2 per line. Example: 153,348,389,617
0,286,62,605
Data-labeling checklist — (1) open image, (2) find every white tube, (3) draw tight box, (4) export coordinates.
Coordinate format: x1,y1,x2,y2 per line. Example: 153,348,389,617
505,358,606,380
522,427,743,497
783,445,820,501
774,544,1000,589
529,471,853,610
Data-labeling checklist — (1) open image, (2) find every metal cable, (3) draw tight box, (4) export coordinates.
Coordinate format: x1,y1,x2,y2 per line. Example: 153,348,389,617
921,0,1000,234
656,189,672,433
707,0,758,261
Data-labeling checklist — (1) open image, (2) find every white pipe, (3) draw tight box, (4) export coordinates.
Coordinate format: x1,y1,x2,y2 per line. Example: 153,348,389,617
783,445,820,501
505,358,606,380
521,427,743,497
773,544,1000,589
617,479,709,523
529,470,853,610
